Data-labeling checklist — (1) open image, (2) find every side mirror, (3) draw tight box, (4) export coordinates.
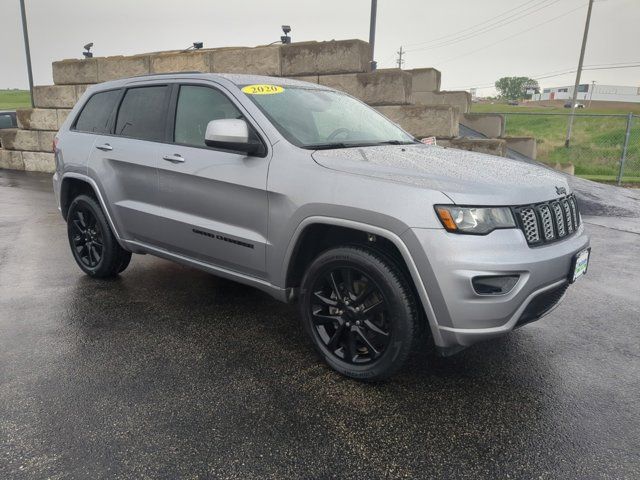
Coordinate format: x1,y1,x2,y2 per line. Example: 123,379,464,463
204,119,263,155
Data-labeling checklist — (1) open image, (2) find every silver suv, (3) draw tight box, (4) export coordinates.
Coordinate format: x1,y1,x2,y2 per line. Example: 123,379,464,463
53,73,590,381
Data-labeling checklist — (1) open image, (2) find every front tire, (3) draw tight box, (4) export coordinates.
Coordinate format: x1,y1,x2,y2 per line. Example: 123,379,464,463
299,246,418,381
66,194,131,278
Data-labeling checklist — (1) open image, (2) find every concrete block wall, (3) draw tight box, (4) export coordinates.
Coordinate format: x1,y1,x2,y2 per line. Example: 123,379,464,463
459,114,538,160
1,39,511,173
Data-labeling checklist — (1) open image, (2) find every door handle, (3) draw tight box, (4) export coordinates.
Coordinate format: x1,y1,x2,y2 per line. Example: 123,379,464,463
95,143,113,151
162,154,185,163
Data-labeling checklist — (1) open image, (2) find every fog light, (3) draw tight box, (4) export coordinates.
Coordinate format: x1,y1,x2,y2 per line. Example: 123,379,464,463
472,275,519,295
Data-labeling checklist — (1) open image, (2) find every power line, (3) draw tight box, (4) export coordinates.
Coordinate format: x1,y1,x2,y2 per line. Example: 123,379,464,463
434,3,588,66
447,63,640,90
406,0,564,53
404,0,543,48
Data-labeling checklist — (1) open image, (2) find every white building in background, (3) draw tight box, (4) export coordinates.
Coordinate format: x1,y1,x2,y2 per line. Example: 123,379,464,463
534,84,640,103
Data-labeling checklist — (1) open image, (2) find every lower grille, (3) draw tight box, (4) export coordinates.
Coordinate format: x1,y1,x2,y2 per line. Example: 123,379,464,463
514,194,580,247
516,283,569,327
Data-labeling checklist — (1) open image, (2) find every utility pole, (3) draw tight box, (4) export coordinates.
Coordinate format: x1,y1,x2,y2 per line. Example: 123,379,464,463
588,80,596,108
19,0,35,107
564,0,594,147
369,0,378,71
396,46,405,69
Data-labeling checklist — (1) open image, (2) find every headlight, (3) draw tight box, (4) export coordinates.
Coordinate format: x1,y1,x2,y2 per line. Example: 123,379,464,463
435,205,516,234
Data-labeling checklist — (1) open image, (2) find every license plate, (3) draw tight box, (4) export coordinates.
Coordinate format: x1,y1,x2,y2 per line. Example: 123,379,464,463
570,248,590,283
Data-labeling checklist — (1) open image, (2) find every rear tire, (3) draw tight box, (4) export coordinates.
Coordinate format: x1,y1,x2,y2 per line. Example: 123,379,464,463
66,194,131,278
299,246,418,381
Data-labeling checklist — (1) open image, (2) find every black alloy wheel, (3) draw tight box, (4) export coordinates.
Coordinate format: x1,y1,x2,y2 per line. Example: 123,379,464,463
66,194,132,278
300,246,419,381
310,266,390,364
70,207,104,268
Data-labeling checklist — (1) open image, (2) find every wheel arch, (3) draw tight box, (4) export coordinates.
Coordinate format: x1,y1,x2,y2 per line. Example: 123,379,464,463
60,173,124,243
282,217,443,345
60,176,97,220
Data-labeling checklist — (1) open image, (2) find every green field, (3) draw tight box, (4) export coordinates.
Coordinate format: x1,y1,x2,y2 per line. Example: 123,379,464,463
0,89,31,110
471,103,640,182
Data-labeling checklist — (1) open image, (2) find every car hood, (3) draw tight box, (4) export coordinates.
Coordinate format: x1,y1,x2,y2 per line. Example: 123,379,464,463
312,144,570,205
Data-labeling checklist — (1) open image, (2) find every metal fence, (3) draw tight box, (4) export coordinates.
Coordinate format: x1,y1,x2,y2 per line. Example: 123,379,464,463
497,112,639,185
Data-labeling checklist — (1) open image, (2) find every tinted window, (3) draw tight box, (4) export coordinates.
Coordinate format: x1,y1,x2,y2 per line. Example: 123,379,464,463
115,86,169,141
0,114,14,129
74,90,120,133
174,86,242,147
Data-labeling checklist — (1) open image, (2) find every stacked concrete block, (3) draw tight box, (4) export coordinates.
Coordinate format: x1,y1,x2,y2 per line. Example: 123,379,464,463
33,85,89,108
150,50,211,74
0,149,55,173
503,137,537,158
52,58,99,85
0,149,25,170
412,90,471,115
460,113,505,138
0,130,39,151
97,54,151,82
22,152,55,172
438,138,507,157
376,105,459,138
0,128,56,172
212,46,282,76
410,68,441,94
281,40,371,76
17,108,70,130
319,69,412,105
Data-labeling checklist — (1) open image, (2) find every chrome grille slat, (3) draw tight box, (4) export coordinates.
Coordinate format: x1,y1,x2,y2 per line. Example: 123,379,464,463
517,194,579,247
569,196,579,227
538,205,555,241
551,202,566,237
520,207,540,243
562,199,574,233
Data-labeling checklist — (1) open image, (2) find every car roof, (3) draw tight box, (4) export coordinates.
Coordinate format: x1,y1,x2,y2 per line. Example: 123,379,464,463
91,72,329,91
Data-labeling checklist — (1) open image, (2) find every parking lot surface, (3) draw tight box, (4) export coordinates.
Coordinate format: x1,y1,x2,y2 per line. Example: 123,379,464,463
1,170,639,479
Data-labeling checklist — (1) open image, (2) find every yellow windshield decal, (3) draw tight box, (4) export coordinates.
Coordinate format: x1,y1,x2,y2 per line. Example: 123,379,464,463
241,84,284,95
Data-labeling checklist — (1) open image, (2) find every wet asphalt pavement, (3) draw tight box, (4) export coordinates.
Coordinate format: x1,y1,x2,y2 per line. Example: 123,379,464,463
1,170,639,479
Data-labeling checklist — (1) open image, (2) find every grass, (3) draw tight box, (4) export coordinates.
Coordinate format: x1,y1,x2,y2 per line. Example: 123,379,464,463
580,174,640,181
0,89,32,110
470,102,640,181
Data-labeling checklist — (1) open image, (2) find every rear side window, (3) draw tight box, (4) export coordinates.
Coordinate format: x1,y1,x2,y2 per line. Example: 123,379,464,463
174,85,242,147
74,90,120,133
115,86,169,142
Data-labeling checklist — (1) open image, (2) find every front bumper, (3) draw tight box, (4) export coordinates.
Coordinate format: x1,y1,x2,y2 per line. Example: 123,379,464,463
402,224,589,351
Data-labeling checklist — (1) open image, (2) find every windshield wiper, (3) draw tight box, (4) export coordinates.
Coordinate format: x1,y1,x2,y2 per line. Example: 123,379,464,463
303,143,354,150
373,140,419,145
303,140,419,150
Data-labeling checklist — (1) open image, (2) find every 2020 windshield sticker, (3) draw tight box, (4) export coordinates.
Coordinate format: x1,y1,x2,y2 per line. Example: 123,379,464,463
241,84,284,95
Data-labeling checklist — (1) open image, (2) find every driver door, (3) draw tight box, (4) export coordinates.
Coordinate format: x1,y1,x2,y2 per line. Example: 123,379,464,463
154,83,270,279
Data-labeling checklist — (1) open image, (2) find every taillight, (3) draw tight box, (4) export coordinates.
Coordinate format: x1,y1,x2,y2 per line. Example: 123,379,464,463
52,136,59,152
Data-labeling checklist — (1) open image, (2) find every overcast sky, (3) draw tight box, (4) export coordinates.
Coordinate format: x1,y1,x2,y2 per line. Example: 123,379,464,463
1,0,638,94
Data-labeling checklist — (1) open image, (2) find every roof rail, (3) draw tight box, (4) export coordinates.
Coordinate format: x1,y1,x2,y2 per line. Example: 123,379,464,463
132,71,205,77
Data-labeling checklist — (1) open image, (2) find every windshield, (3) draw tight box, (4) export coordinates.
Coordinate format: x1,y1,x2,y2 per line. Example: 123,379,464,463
241,86,417,149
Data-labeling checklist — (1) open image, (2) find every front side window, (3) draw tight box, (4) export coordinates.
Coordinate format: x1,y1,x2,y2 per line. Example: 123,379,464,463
243,86,416,149
115,86,169,142
74,90,120,134
174,85,243,147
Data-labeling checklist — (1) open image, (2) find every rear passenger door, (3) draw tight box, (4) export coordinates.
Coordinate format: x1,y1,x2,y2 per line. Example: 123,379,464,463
87,84,170,243
154,83,270,278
